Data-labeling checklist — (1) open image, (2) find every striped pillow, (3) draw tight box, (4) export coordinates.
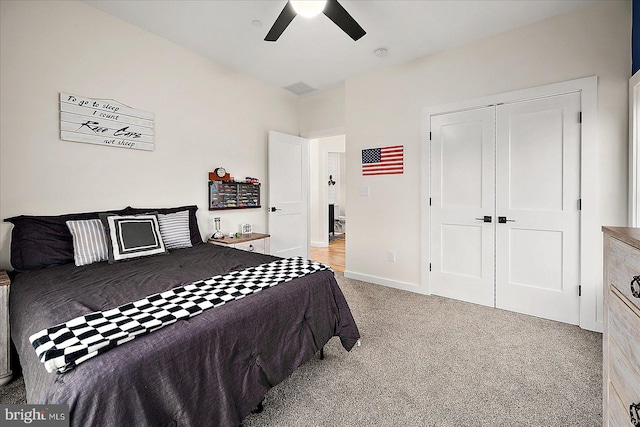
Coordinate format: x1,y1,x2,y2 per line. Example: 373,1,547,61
157,211,192,250
66,219,108,266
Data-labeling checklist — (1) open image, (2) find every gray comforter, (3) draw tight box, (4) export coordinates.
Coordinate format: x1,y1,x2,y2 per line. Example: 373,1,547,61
10,243,360,426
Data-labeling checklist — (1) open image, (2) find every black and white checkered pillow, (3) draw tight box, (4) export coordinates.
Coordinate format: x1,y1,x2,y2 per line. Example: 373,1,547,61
158,211,192,249
99,213,167,263
66,219,108,266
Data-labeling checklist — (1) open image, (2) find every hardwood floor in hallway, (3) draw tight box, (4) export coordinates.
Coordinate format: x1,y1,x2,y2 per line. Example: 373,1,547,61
310,235,345,272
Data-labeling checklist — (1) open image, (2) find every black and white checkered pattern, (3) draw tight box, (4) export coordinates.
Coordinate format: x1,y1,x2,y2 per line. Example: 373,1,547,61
30,257,331,374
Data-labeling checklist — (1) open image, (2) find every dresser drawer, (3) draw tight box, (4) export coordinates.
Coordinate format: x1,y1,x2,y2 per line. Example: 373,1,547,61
234,239,265,254
208,234,270,255
609,287,640,372
610,237,640,312
609,336,640,427
609,386,635,427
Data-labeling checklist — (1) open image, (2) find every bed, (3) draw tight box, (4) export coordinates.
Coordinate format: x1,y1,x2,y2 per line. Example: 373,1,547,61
5,206,360,426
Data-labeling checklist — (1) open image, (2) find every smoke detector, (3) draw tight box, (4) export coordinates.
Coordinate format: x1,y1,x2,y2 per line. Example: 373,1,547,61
374,48,389,57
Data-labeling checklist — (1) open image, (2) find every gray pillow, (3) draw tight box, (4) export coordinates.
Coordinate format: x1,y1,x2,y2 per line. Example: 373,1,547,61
4,207,129,272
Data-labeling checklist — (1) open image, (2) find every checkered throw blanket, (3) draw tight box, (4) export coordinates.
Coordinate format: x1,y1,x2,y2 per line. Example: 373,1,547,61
30,257,331,374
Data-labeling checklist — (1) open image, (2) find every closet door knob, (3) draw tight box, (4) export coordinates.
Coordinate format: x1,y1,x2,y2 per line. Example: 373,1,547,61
498,216,516,224
474,216,492,223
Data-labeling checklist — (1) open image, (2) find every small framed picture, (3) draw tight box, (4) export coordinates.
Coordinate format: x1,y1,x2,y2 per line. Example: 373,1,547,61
241,223,253,235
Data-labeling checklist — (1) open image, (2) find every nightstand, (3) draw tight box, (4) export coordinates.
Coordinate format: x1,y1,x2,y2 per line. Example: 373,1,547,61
0,270,11,386
208,233,270,254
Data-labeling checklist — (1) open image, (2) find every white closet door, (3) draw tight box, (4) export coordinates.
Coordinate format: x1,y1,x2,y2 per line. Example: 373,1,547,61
430,107,495,307
495,93,581,324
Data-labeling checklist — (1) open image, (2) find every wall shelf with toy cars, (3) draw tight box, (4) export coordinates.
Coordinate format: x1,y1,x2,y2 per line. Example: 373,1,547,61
208,181,261,210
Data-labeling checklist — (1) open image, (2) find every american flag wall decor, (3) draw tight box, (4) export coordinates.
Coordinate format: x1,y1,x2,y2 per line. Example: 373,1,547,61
361,145,404,176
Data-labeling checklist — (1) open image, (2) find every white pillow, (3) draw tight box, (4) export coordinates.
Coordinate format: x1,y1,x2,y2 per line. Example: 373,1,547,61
157,210,192,250
66,219,108,266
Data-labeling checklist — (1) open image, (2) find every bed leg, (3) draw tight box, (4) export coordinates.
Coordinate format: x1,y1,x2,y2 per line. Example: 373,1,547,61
251,398,264,414
319,347,325,360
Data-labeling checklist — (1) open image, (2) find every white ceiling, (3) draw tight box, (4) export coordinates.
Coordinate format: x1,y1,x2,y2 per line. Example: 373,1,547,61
84,0,596,95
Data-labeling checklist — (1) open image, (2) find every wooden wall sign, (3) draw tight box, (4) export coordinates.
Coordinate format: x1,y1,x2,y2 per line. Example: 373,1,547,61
59,93,155,151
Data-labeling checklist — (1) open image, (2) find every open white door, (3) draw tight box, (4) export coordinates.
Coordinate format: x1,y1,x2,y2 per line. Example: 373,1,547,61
268,131,310,258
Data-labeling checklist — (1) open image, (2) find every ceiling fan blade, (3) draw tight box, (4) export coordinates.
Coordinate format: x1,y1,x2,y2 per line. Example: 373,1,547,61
322,0,366,41
265,2,297,42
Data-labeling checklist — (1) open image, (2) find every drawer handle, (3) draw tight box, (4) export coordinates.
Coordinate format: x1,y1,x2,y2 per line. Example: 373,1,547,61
631,402,640,427
632,276,640,299
248,244,254,252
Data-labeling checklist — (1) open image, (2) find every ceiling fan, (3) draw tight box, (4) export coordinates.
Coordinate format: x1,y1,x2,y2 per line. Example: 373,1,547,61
265,0,366,42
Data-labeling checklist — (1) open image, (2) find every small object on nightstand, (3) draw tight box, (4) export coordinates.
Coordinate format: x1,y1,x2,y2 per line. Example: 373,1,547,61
241,223,253,235
0,270,12,386
211,217,224,240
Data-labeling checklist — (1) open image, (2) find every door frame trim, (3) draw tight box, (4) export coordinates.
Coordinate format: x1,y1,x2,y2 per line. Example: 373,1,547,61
629,71,640,227
314,143,346,248
421,76,600,332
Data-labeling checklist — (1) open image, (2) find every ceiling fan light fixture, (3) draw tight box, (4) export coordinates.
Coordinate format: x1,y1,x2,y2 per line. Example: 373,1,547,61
290,0,327,18
265,0,364,42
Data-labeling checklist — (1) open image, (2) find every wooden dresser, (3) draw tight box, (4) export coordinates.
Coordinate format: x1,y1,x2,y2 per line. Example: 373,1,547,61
603,227,640,426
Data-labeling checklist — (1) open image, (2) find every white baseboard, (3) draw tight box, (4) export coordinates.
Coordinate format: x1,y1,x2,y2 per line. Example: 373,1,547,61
343,271,429,295
311,241,327,248
343,272,602,331
579,319,603,333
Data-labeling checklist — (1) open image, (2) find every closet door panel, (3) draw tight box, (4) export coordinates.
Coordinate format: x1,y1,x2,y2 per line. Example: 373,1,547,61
430,107,495,307
495,93,581,324
507,109,564,211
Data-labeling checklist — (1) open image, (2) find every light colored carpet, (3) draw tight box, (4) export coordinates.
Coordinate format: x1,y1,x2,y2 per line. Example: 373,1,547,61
0,373,25,405
243,272,602,426
1,272,602,426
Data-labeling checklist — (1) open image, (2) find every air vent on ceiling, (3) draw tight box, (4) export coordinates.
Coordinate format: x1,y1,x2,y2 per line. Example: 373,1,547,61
283,82,318,96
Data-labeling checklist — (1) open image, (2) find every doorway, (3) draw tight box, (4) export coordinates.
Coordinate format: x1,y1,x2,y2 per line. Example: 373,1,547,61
309,135,346,271
310,237,346,272
430,92,581,325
